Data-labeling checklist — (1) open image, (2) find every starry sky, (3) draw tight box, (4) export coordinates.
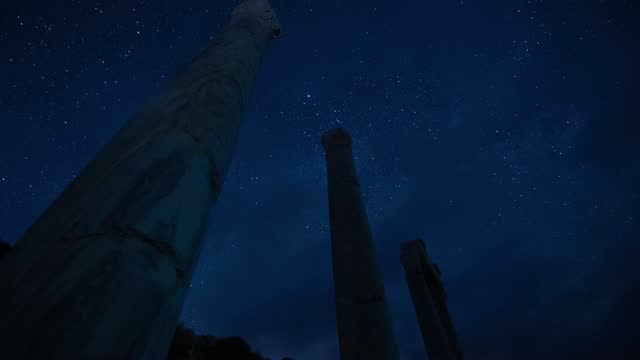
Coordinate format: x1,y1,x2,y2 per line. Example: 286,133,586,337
1,0,639,359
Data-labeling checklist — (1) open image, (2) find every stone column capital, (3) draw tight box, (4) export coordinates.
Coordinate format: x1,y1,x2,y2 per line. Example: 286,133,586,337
231,0,282,38
401,239,426,263
322,127,353,150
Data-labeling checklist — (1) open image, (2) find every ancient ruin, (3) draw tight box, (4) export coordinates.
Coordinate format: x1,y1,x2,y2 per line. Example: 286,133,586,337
0,1,468,358
0,1,280,358
401,239,463,360
322,128,400,360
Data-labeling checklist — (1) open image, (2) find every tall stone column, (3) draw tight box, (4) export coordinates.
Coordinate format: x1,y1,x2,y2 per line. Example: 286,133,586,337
321,128,399,360
0,1,280,359
401,239,463,360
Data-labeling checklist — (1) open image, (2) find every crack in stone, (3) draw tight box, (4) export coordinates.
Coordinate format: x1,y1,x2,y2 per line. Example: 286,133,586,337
178,125,224,194
121,225,186,283
55,233,105,243
57,227,187,285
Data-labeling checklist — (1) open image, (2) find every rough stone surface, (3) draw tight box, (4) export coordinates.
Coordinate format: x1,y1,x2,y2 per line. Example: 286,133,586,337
0,1,278,359
322,128,399,360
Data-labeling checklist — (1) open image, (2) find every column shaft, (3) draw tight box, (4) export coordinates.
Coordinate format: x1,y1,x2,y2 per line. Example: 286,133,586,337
0,3,279,359
401,239,463,360
322,128,399,360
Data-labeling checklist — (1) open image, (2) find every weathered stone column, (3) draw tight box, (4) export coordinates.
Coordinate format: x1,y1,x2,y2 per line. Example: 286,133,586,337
321,128,399,360
401,239,463,360
0,1,280,359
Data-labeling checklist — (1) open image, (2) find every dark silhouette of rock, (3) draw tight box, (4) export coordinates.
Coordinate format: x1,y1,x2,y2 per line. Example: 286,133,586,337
0,240,11,260
194,336,262,360
167,325,291,360
167,325,196,360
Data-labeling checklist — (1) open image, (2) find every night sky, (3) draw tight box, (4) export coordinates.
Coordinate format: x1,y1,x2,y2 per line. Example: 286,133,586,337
1,1,639,359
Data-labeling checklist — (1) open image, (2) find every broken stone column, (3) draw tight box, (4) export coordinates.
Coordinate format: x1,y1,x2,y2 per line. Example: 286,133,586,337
321,128,399,360
0,1,280,359
401,239,463,360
